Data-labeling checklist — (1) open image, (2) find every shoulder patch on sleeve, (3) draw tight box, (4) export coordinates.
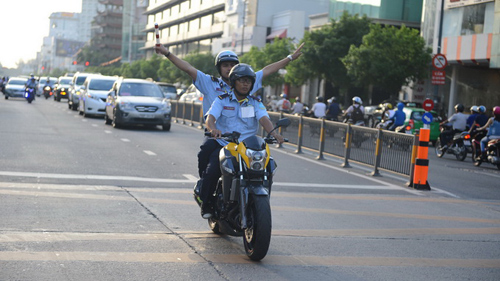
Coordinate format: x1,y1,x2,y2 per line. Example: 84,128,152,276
249,95,261,102
211,76,219,82
218,93,230,100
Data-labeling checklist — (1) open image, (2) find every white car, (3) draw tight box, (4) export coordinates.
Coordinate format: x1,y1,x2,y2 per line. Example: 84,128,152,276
78,75,118,117
4,77,28,99
178,84,202,103
104,78,172,131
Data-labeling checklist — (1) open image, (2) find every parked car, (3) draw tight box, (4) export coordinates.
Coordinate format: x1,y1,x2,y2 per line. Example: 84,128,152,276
104,78,172,131
178,84,202,103
78,75,118,117
53,76,73,101
36,77,58,96
3,77,28,99
68,72,100,110
156,82,178,100
402,107,441,146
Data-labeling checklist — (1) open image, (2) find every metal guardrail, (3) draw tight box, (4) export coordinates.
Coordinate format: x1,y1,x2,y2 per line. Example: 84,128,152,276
170,100,417,179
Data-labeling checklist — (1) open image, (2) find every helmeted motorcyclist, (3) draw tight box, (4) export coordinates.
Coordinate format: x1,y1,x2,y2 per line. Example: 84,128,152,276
476,106,500,160
344,96,365,124
467,105,479,130
388,102,406,131
326,96,341,121
309,96,326,118
154,42,304,197
201,64,285,219
25,74,37,97
439,103,468,150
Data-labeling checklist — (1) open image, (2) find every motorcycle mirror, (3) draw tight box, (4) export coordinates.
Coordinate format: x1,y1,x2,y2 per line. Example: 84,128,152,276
276,118,291,128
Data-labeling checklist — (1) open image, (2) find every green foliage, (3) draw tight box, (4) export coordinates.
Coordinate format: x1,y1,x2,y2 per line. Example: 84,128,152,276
241,38,296,87
286,12,371,90
342,24,432,95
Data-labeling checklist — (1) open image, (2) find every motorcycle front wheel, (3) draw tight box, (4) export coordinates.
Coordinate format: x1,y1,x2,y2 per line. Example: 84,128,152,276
243,196,271,261
455,144,467,161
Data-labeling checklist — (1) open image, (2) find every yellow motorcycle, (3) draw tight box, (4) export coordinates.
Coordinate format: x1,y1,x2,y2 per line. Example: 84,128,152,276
194,118,290,261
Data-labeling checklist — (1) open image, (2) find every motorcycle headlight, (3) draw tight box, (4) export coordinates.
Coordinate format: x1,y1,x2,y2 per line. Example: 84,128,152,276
245,149,267,171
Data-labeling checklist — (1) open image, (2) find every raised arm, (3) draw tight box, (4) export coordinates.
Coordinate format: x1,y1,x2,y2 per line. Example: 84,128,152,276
155,44,198,81
261,43,304,78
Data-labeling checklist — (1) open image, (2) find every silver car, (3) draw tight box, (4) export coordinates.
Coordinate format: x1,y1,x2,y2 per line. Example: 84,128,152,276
78,75,118,117
4,77,28,99
104,78,172,131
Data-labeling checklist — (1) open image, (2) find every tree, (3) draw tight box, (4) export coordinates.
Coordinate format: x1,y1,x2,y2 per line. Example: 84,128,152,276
240,38,296,88
285,12,371,93
157,52,216,86
342,24,432,97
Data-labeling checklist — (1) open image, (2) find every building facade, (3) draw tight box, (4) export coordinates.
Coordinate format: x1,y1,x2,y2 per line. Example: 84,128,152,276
90,0,124,65
421,0,499,117
121,0,148,63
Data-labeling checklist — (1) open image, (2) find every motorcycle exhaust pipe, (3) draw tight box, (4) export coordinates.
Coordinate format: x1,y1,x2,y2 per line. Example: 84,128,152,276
487,156,500,164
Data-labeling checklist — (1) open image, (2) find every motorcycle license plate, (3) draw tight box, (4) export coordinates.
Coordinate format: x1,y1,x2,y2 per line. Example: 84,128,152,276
463,140,471,146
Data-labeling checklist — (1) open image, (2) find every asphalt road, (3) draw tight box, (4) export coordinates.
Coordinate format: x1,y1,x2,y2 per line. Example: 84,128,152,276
1,96,499,281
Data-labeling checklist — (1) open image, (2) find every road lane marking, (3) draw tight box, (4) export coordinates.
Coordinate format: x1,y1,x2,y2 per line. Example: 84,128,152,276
104,130,112,134
1,188,499,224
0,251,498,268
121,138,130,142
0,171,196,183
91,124,98,127
143,150,156,156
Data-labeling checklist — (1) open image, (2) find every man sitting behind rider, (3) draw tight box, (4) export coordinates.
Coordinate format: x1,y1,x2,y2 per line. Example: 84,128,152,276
388,102,406,131
201,64,285,219
475,106,500,161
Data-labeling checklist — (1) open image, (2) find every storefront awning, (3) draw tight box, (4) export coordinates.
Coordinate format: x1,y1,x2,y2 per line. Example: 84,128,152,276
266,29,287,40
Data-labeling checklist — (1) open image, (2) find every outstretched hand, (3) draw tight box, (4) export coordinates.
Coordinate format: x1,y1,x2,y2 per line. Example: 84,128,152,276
155,44,168,56
290,42,304,61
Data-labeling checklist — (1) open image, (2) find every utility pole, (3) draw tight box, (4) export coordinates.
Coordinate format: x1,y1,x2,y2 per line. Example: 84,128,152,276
241,0,247,55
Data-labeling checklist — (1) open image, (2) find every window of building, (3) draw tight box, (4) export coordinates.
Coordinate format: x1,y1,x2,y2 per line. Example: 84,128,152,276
187,41,198,53
200,15,211,28
214,11,224,24
443,2,493,37
461,3,486,35
189,18,199,31
199,39,211,52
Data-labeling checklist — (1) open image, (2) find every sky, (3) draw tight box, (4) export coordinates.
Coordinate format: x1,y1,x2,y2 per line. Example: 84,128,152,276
0,0,381,70
0,0,82,69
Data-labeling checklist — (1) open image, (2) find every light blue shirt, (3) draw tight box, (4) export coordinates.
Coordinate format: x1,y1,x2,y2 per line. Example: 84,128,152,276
207,93,269,146
194,70,263,116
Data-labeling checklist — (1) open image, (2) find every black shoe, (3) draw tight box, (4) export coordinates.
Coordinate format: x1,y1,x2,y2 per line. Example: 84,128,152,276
201,204,212,219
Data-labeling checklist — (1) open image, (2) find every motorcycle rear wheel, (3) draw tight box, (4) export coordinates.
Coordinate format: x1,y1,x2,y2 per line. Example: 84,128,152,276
243,196,271,261
455,144,467,161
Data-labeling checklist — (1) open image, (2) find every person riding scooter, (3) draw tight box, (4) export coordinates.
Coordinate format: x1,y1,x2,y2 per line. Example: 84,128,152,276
439,103,468,150
388,102,406,131
475,106,500,161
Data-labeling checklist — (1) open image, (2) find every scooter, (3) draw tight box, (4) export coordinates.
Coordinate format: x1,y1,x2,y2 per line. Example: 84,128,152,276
194,118,290,261
43,85,52,99
435,125,470,161
24,87,35,103
473,134,500,170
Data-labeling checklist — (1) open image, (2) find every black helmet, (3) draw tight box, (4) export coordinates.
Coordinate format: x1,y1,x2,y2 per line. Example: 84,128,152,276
229,63,256,93
316,96,324,102
454,103,464,112
215,50,239,76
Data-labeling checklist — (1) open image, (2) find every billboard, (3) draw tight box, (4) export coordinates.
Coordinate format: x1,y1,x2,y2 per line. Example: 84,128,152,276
55,39,85,58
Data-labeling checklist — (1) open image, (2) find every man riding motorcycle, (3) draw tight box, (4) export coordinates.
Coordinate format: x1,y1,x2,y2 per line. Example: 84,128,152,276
439,103,468,150
201,64,285,219
343,96,365,125
25,74,37,97
388,102,406,131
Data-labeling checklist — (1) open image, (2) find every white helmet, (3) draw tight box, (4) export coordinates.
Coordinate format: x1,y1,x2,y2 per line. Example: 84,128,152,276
352,96,362,105
470,105,479,113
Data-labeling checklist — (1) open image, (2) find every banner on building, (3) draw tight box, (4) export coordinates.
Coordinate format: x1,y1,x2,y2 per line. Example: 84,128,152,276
55,39,85,58
445,0,494,9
